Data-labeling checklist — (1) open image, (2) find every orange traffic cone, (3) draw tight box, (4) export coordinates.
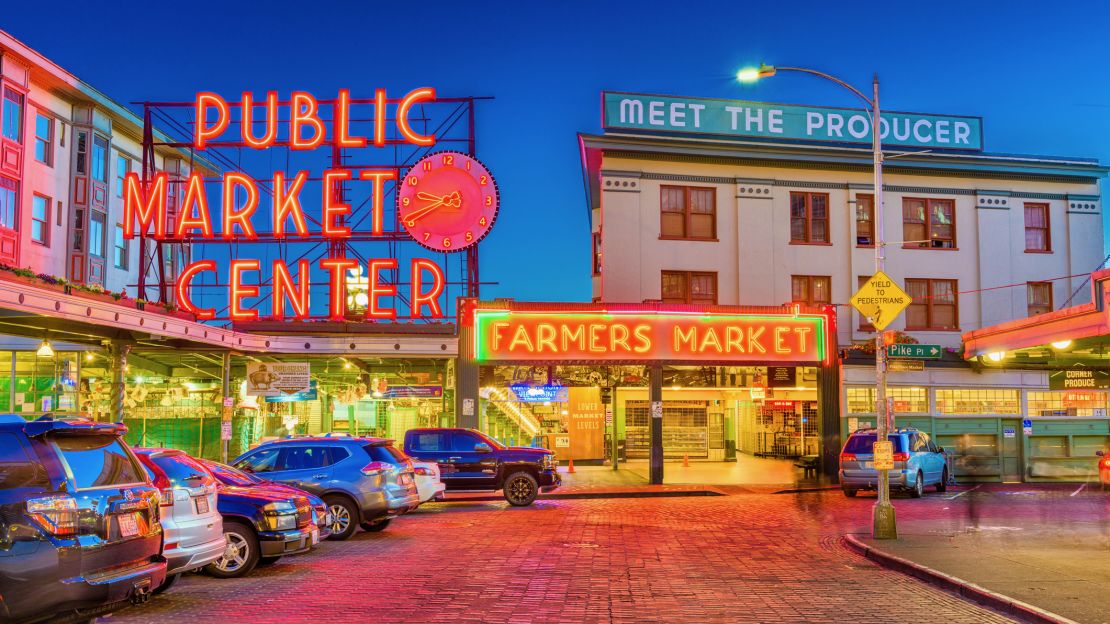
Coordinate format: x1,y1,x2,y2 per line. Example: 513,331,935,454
567,458,576,473
683,454,690,467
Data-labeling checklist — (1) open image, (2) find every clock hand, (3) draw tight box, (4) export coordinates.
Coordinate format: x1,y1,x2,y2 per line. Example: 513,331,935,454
404,199,446,225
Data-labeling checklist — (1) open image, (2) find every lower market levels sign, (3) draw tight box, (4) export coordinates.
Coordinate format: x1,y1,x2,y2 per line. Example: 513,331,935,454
887,344,942,359
1049,368,1110,390
472,308,827,363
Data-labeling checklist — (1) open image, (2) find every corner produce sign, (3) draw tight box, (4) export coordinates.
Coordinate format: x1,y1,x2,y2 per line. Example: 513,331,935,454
603,92,983,150
473,309,827,363
123,89,499,321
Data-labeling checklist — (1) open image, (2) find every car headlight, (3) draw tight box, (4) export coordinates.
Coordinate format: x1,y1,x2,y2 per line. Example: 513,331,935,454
263,501,298,531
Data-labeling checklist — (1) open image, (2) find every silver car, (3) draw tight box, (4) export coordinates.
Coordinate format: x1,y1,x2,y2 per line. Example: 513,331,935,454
838,428,949,498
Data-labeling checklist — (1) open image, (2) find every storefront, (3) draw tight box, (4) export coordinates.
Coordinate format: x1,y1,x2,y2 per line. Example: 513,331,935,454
455,300,840,482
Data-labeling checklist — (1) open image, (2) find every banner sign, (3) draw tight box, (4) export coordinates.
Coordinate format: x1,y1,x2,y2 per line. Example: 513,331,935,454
473,309,826,363
510,384,569,403
380,385,443,398
265,381,319,403
1048,368,1110,390
603,92,984,151
246,362,311,397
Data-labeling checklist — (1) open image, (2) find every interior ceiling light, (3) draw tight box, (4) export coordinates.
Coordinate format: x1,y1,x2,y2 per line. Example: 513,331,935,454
36,340,54,358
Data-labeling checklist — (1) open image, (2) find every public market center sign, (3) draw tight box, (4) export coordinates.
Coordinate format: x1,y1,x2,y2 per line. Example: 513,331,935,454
603,92,983,150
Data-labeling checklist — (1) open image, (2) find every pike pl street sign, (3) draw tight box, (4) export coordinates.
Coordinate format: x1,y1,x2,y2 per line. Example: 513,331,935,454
887,344,942,359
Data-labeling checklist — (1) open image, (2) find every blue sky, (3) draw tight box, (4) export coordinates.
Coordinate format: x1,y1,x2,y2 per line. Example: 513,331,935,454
4,1,1109,305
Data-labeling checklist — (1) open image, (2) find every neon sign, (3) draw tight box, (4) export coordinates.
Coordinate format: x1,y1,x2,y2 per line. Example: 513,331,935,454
510,384,569,403
473,309,827,363
125,88,496,321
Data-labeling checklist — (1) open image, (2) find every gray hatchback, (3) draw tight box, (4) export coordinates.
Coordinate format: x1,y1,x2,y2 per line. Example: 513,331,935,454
838,428,949,498
232,436,419,540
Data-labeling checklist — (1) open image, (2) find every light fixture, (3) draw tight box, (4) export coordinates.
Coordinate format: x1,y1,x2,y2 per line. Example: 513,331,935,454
136,376,144,384
1051,340,1072,350
736,64,777,83
36,340,54,358
85,352,94,362
986,351,1005,362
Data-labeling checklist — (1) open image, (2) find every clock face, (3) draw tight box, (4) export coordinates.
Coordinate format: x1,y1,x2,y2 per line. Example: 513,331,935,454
397,151,499,252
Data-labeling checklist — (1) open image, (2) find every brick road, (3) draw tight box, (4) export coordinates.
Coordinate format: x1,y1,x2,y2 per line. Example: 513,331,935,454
110,490,1028,624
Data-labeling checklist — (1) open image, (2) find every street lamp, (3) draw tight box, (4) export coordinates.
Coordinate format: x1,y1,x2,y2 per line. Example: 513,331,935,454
738,64,897,539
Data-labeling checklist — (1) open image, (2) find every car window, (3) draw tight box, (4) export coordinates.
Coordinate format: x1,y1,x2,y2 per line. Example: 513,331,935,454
450,432,483,453
366,444,408,464
409,432,450,452
0,432,47,489
843,433,905,454
278,446,349,470
910,434,928,453
924,435,938,453
151,454,216,487
234,447,281,474
54,435,145,489
205,461,258,487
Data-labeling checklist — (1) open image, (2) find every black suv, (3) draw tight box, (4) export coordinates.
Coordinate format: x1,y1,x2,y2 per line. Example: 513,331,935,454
0,415,166,623
403,428,560,506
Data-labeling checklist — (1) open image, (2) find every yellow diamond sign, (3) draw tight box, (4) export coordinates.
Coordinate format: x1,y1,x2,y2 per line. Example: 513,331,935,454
850,271,911,331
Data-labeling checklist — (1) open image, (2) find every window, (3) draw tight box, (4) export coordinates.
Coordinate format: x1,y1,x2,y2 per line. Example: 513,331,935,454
91,136,108,183
1027,391,1108,417
902,197,955,248
451,431,484,453
789,192,829,243
0,433,48,489
1,88,22,142
89,211,106,258
366,444,409,463
935,388,1020,415
115,155,130,197
233,448,280,474
591,231,601,275
278,446,349,470
857,276,875,332
31,194,49,245
855,194,874,246
843,433,905,454
661,271,717,304
34,113,52,165
846,387,928,414
54,435,145,489
1024,203,1050,252
905,279,958,330
660,185,716,239
409,431,450,452
791,275,831,306
113,225,128,269
75,131,87,175
148,454,216,488
0,177,16,230
1027,282,1052,316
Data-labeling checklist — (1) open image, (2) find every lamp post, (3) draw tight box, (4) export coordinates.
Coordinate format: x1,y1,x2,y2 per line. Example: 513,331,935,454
738,64,896,539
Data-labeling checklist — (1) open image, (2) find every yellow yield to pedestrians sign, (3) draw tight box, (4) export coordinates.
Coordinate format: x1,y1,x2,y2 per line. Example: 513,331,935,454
850,271,911,331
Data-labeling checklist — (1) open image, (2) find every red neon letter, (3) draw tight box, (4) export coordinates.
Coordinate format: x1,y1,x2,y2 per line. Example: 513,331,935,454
273,171,309,237
373,89,387,147
320,258,359,319
229,259,260,321
241,91,278,149
334,89,366,148
366,259,398,320
397,87,436,146
176,260,217,320
176,173,214,238
410,258,445,318
222,172,259,239
290,92,325,150
195,92,229,149
272,259,311,319
358,169,397,235
322,169,352,238
123,172,167,239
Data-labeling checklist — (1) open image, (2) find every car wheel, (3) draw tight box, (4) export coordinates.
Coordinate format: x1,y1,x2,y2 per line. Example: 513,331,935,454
153,573,179,595
910,471,924,498
937,468,949,493
360,519,391,532
325,496,359,540
503,471,539,506
842,486,857,497
257,556,281,567
205,521,260,578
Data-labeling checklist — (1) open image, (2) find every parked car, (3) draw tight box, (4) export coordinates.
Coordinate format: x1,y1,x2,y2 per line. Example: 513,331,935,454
202,482,318,578
0,415,166,623
839,427,949,498
197,458,332,541
412,460,446,503
1097,450,1110,490
133,448,226,593
403,428,560,506
232,436,419,539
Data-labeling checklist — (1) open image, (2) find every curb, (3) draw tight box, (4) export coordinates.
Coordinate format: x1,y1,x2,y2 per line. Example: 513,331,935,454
843,533,1079,624
772,486,840,494
434,489,726,503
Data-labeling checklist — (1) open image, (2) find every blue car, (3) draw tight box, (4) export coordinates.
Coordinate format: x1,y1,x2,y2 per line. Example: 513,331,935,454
838,428,949,498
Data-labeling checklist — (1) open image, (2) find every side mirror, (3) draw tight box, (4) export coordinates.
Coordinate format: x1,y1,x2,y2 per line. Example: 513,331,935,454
474,443,492,453
937,447,944,453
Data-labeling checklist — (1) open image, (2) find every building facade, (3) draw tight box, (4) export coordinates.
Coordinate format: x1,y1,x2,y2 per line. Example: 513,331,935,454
580,91,1108,481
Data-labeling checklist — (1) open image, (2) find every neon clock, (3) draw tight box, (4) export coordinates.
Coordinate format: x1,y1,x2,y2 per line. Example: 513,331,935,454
397,151,499,252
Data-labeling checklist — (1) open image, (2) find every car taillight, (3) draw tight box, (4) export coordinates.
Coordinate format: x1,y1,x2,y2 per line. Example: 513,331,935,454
361,461,392,477
27,495,79,537
840,453,856,462
892,452,910,462
414,466,433,476
159,488,175,507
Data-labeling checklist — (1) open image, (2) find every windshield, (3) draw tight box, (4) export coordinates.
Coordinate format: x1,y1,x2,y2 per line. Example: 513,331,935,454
203,460,262,486
365,444,410,465
54,435,145,489
843,434,905,454
151,454,216,488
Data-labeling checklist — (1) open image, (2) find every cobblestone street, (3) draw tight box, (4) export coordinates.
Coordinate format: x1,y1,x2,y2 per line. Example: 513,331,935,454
106,488,1090,624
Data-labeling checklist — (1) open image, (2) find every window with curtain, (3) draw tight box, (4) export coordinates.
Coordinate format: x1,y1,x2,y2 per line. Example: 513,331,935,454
660,185,716,239
790,192,829,243
661,271,717,304
855,194,874,246
791,275,831,306
1024,203,1050,252
903,198,955,248
1027,282,1052,316
905,279,958,330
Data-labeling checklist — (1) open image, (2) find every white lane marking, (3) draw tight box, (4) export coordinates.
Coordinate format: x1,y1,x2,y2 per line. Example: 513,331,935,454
946,484,981,500
1070,483,1087,497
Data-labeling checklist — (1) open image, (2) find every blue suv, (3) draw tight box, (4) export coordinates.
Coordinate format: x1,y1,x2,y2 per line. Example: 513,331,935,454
233,436,419,540
838,428,949,498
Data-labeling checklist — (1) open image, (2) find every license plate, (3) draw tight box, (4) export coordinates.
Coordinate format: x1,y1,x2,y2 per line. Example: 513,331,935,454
863,461,874,469
194,496,210,514
118,513,139,537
